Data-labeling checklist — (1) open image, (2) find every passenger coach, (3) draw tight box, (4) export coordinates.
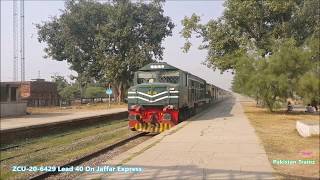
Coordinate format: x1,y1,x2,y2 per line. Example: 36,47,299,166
127,62,227,133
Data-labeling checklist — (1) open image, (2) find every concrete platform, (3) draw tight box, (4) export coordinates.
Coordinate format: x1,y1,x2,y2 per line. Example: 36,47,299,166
81,95,275,179
0,108,126,130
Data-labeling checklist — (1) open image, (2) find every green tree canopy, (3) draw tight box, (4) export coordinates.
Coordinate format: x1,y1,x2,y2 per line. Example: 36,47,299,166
37,0,174,102
84,86,106,99
181,0,319,111
59,85,80,103
51,75,81,103
232,39,316,111
51,75,68,92
181,0,319,72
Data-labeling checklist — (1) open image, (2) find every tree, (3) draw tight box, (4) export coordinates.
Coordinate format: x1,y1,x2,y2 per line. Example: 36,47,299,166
231,55,257,96
296,34,320,104
181,0,319,111
37,0,174,103
232,39,314,111
181,0,319,72
84,86,106,102
37,0,111,97
51,75,80,105
51,75,68,93
59,85,80,105
297,70,320,104
95,0,174,103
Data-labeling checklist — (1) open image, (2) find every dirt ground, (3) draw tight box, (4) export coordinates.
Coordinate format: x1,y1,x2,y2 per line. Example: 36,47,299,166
27,102,127,114
241,102,319,179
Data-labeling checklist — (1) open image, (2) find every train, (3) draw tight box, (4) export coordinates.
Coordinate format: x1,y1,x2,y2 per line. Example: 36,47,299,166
127,62,229,133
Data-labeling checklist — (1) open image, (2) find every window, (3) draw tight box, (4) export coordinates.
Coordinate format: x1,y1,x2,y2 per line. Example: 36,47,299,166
11,87,17,101
0,86,8,102
185,74,188,86
159,71,179,84
137,71,180,84
137,72,157,84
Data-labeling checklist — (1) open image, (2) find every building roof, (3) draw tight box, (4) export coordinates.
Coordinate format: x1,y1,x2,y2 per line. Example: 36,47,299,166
1,79,54,87
0,82,25,87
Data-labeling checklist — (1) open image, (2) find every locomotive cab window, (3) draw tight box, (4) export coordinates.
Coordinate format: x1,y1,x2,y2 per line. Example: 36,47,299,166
137,70,179,84
159,71,179,84
137,72,157,84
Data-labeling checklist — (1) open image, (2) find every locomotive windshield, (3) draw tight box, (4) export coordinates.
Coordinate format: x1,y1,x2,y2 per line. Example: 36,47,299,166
137,70,179,84
137,72,157,84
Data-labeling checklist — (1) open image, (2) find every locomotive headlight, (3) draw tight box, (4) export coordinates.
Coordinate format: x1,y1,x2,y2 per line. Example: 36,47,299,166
163,113,171,121
163,105,176,111
129,105,143,111
129,105,137,110
167,105,174,109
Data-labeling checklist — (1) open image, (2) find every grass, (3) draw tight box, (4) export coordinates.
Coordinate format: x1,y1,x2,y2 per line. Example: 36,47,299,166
0,119,131,180
27,102,127,114
241,102,319,179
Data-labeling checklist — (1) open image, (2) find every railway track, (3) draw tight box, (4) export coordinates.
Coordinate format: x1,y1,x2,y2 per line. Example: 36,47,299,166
30,132,149,180
1,111,128,145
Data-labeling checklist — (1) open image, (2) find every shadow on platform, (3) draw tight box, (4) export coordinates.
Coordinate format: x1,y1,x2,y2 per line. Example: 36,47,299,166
190,97,235,121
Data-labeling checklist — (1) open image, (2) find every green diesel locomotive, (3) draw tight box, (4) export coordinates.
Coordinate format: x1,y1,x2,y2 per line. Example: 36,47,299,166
127,62,227,133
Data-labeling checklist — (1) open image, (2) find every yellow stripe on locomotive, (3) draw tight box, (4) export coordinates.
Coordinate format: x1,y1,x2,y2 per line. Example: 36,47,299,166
134,122,172,133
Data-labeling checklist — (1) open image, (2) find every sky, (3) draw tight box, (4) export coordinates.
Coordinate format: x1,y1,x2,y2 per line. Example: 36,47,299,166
1,0,233,90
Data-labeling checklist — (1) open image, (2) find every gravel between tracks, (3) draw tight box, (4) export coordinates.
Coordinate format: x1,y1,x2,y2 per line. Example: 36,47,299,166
47,134,153,180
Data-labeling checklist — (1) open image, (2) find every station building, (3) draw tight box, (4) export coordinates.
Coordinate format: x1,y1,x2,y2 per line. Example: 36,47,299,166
21,79,59,107
0,79,59,117
0,82,27,117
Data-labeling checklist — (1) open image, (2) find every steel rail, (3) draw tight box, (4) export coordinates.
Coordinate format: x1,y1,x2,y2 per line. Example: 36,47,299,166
29,132,147,180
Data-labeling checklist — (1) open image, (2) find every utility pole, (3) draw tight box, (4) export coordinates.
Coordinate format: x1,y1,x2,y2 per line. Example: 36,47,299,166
13,0,18,81
12,0,25,81
20,0,25,81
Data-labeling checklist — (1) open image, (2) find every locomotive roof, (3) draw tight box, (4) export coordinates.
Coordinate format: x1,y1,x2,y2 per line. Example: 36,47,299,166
139,62,179,71
139,62,206,82
138,62,228,92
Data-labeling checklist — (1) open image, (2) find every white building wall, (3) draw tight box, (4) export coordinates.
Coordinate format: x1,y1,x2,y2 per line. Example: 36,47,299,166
0,102,27,117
